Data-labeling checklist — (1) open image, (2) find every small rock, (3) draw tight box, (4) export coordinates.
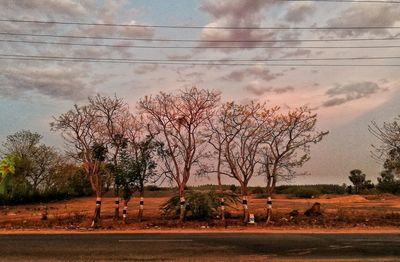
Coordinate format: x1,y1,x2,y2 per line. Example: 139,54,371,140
280,217,289,222
304,202,322,217
289,210,299,219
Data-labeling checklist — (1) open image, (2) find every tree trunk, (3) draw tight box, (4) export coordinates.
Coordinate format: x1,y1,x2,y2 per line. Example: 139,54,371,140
122,199,128,224
91,197,102,228
220,197,226,226
113,197,120,220
265,195,273,225
216,150,225,224
138,191,144,222
242,195,249,223
179,188,186,223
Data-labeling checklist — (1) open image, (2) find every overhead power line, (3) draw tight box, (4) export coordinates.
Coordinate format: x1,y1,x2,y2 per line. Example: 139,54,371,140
1,39,400,49
279,0,400,3
1,53,400,62
1,32,400,43
1,54,400,66
1,19,400,30
0,57,398,66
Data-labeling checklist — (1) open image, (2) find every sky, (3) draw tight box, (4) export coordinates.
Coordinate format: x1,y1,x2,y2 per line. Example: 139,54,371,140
0,0,399,186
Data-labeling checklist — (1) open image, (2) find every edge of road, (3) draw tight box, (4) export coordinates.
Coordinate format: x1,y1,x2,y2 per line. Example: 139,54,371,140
0,227,399,235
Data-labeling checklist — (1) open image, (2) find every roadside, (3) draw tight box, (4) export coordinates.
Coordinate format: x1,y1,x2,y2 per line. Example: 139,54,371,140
1,194,399,233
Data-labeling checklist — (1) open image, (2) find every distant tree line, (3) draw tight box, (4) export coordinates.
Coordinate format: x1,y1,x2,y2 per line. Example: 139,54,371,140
0,130,92,205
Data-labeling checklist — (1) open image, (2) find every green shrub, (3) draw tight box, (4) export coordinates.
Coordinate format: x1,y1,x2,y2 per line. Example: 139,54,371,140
292,187,320,198
251,186,264,194
229,184,237,193
67,169,93,197
146,185,161,191
275,184,346,196
160,190,240,220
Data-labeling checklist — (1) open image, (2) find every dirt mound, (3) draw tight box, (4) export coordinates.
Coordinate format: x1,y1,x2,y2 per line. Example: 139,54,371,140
317,195,368,203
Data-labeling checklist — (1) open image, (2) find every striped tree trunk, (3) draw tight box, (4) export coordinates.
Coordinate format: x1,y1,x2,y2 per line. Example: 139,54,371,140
122,199,128,224
138,192,144,222
179,196,186,223
242,195,249,223
220,197,225,224
113,197,120,220
91,197,102,228
265,196,273,224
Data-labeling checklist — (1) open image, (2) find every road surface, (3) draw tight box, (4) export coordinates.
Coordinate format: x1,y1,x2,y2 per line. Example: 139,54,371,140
0,233,399,261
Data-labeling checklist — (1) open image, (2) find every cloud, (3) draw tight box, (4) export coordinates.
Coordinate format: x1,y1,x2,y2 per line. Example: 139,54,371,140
134,64,159,74
326,4,400,37
245,82,294,95
199,0,278,51
274,86,295,94
322,82,384,107
0,0,94,34
284,2,316,23
1,0,90,17
223,67,278,82
1,66,93,101
281,49,312,58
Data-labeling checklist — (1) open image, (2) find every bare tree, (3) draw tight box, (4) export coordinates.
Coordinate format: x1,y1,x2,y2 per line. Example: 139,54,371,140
261,107,328,224
51,104,103,227
139,87,220,222
89,94,130,220
214,101,276,223
369,116,400,164
51,95,126,227
206,112,229,224
124,115,158,222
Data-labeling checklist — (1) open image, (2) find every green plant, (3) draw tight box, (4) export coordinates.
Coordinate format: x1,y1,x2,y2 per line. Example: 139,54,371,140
292,187,320,198
146,185,161,191
229,184,237,193
160,190,240,220
251,186,264,194
377,171,400,194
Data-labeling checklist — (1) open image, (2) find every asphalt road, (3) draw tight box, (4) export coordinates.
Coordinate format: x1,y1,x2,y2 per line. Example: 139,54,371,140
0,233,399,261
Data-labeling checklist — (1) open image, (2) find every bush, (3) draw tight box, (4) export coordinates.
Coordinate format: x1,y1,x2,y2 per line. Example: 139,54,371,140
0,169,92,205
377,172,400,195
275,184,347,197
229,184,237,193
251,186,264,194
146,185,161,191
160,190,240,220
67,169,93,197
292,188,320,198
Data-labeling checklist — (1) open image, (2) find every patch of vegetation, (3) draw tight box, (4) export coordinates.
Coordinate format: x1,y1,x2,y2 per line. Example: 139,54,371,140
275,184,346,198
160,190,240,220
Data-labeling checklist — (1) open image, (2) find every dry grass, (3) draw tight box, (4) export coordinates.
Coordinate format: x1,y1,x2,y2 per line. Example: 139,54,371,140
0,194,399,231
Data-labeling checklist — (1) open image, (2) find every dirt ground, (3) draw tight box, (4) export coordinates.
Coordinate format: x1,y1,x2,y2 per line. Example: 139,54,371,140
0,194,399,232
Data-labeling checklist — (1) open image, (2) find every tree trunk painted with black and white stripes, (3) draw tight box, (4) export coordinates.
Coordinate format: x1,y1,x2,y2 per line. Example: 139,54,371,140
113,197,120,220
265,195,273,225
91,197,102,228
216,150,226,225
242,195,249,223
179,187,186,223
138,191,144,222
265,176,275,225
122,198,128,224
241,185,249,223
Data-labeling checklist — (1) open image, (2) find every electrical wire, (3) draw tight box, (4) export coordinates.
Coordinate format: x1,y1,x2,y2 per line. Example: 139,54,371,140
1,39,400,49
1,32,400,43
1,54,400,66
1,19,400,30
